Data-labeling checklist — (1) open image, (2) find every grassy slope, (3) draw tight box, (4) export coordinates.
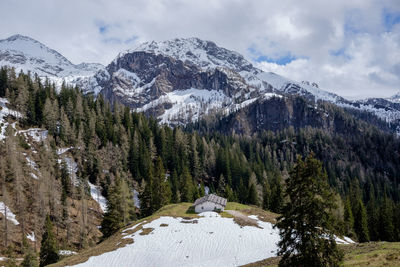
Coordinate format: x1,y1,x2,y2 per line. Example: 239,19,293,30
52,203,399,267
51,202,273,266
243,242,400,267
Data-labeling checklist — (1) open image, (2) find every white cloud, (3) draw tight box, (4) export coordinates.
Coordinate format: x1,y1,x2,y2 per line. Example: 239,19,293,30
0,0,399,98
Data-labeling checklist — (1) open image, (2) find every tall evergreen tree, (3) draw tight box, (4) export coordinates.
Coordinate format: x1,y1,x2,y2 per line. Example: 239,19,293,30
275,154,343,267
180,167,194,202
343,196,354,236
39,215,59,267
353,199,370,242
101,176,135,238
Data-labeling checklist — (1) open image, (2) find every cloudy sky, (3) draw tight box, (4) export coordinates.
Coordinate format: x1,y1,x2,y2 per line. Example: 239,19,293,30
1,0,400,98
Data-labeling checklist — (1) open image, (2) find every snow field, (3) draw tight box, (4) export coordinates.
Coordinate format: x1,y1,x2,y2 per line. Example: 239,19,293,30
73,212,281,267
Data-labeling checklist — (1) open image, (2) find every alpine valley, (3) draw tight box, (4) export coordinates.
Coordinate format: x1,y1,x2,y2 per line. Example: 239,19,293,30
0,34,400,267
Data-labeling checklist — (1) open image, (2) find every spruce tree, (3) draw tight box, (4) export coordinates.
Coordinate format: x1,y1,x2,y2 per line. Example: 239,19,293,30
247,183,259,206
21,237,38,267
101,176,135,238
354,199,369,242
39,215,59,267
275,154,343,267
343,196,354,236
180,167,193,202
140,167,154,217
379,197,394,241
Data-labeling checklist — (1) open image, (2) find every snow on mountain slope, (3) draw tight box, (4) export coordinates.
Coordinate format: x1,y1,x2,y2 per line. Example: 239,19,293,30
123,37,252,72
89,182,108,213
137,88,230,125
388,92,400,103
0,97,21,140
73,212,281,267
72,211,355,267
0,34,104,88
0,202,19,225
129,38,345,102
98,37,357,126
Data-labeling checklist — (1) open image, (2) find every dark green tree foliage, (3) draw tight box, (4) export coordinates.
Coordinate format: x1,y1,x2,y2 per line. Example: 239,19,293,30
247,183,259,206
343,197,354,236
276,154,343,267
180,167,194,202
39,215,59,267
378,196,395,241
21,237,38,267
353,199,370,242
152,157,171,210
101,176,135,238
1,67,400,242
140,166,154,217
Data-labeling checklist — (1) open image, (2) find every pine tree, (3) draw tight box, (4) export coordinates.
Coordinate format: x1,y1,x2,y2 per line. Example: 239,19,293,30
180,167,193,202
269,174,283,213
21,237,38,267
39,215,59,267
217,174,226,197
262,181,271,210
140,167,154,217
343,196,354,236
275,154,343,267
353,199,369,242
379,197,394,241
152,158,171,210
247,183,259,206
101,176,135,238
170,169,180,203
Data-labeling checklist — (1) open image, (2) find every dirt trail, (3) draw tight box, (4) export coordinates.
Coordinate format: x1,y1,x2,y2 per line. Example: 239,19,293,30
225,210,261,228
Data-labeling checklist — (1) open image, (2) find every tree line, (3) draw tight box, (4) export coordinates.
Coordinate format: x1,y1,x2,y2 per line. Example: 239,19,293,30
0,67,400,264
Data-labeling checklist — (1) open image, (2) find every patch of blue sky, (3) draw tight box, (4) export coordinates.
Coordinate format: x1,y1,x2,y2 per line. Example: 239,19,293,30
383,9,400,31
247,46,299,65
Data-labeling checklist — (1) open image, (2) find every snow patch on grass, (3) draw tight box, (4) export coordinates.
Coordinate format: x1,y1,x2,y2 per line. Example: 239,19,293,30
73,212,281,267
59,250,77,256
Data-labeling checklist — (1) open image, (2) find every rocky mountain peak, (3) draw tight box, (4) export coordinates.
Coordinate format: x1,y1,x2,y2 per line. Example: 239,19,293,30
118,37,253,72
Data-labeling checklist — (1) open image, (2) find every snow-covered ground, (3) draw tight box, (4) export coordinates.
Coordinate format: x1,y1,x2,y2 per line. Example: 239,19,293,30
59,250,78,256
57,147,73,155
88,182,108,213
73,212,281,267
59,156,80,186
133,189,140,209
26,231,35,242
72,211,355,267
0,202,19,225
18,128,48,142
0,97,20,140
138,88,230,125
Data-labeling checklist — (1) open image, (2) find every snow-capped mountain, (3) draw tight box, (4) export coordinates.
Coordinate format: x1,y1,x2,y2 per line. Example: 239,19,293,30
1,35,399,133
388,92,400,103
0,34,104,87
85,37,354,126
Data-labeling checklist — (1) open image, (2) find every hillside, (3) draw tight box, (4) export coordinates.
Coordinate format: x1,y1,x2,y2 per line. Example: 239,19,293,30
244,242,400,267
50,202,356,267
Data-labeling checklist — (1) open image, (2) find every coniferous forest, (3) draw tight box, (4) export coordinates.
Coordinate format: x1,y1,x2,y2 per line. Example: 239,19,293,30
1,66,400,260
